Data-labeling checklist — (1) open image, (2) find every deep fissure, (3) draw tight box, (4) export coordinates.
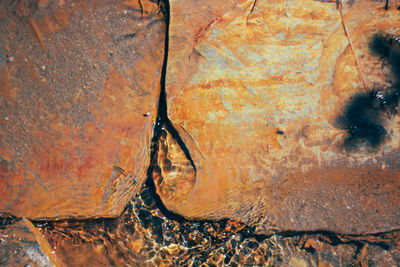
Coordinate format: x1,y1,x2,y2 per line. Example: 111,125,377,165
155,0,197,173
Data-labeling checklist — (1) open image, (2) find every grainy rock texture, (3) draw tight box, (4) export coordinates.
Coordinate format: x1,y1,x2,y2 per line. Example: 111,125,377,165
0,0,165,219
156,0,400,234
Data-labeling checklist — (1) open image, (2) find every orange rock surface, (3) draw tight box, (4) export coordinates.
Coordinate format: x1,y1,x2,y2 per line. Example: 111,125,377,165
157,0,400,234
0,0,165,219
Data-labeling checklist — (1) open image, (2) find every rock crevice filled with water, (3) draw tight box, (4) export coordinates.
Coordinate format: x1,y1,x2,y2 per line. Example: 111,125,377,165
1,0,400,265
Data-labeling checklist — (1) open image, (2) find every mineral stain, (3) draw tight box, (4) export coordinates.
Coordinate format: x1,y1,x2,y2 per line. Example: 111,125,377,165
370,33,400,78
336,92,388,149
336,33,400,150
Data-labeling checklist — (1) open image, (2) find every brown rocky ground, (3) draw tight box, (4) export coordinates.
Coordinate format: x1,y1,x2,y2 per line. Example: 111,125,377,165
157,0,400,234
0,0,165,219
1,0,400,265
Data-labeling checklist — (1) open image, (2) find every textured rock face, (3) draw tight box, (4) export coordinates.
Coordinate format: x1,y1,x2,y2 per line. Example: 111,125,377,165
156,0,400,234
0,0,165,219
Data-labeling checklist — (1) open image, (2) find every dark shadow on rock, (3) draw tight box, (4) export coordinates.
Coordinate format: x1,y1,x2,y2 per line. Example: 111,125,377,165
336,92,389,150
336,33,400,151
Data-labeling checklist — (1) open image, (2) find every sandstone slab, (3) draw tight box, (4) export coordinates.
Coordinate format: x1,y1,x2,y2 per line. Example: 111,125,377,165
156,0,400,234
0,0,165,219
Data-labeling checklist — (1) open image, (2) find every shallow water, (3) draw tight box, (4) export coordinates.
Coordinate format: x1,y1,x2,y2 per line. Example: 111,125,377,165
32,184,400,266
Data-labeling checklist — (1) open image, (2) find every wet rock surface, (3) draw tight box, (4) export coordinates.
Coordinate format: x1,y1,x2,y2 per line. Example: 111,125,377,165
158,0,400,234
0,0,165,219
1,0,400,265
1,185,399,266
0,217,61,266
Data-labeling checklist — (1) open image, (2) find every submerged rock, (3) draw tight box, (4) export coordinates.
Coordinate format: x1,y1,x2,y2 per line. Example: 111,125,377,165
0,218,61,266
32,185,400,266
157,0,400,234
0,0,165,219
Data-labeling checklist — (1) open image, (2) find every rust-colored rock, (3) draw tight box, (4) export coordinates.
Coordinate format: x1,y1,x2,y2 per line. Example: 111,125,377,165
0,0,165,219
156,0,400,234
0,218,61,266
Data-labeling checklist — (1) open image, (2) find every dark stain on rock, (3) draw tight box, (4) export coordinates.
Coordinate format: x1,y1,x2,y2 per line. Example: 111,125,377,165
336,33,400,151
370,33,400,78
336,92,389,149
